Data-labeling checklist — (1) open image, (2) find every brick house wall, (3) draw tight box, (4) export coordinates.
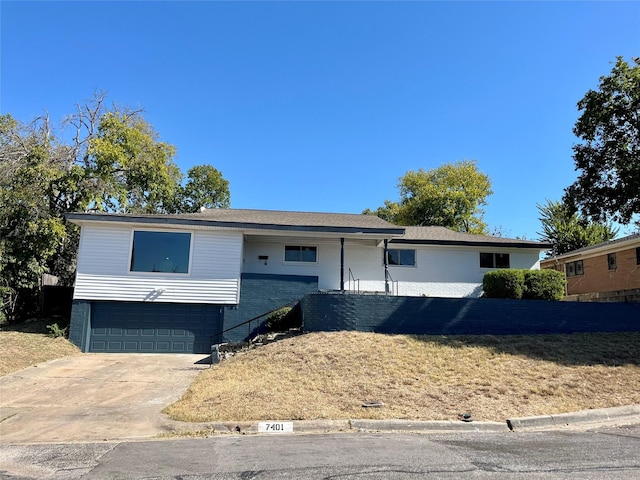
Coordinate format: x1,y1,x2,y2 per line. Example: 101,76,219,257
543,243,640,296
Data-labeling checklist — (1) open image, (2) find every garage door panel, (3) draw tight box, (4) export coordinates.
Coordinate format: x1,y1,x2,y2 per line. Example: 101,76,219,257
90,302,222,353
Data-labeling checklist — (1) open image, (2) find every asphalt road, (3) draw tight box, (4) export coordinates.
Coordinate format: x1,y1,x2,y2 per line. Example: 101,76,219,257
1,424,639,479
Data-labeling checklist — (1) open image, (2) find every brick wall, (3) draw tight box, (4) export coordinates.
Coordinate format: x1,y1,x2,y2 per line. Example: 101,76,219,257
301,292,640,335
559,247,640,295
222,273,319,342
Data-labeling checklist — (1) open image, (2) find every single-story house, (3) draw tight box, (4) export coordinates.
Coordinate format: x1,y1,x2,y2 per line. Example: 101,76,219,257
540,233,640,298
66,208,550,353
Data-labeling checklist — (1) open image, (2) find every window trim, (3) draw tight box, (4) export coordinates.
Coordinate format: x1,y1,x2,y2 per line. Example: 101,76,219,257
385,248,417,267
479,252,511,269
128,229,194,276
283,245,318,264
565,260,583,277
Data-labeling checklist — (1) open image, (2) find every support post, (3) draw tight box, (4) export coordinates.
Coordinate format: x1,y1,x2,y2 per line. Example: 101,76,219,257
340,237,345,291
384,239,390,294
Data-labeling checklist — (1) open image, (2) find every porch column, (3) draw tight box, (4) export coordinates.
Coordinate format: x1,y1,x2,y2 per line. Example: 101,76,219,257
340,237,345,291
384,239,390,294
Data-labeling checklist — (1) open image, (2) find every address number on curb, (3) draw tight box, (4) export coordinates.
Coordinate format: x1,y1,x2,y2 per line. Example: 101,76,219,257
258,422,294,433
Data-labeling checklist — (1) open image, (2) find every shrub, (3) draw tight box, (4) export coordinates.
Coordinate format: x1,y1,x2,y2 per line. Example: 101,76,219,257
482,270,525,299
523,269,566,301
265,303,302,332
46,322,68,338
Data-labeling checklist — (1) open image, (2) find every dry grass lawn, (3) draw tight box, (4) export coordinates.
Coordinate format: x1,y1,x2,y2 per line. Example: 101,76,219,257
165,331,640,423
0,320,80,376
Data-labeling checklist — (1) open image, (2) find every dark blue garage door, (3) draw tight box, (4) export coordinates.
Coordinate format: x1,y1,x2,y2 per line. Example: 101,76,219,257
90,302,222,353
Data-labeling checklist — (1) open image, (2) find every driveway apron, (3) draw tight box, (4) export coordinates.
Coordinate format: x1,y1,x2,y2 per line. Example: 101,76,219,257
0,354,210,444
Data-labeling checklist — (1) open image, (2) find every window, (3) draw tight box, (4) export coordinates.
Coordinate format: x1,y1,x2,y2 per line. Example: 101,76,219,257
386,249,416,266
565,260,583,277
479,252,510,268
608,253,617,270
636,247,640,265
130,231,191,274
284,245,317,263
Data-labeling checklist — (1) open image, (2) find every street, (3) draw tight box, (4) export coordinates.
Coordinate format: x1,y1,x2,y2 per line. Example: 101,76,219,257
1,424,639,479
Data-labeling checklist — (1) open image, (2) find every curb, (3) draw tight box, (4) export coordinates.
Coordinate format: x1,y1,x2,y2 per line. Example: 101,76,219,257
506,405,640,431
165,405,640,437
350,419,509,433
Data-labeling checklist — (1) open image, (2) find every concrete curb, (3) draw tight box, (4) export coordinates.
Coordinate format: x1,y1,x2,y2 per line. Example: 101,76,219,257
166,405,640,437
506,404,640,431
350,419,509,433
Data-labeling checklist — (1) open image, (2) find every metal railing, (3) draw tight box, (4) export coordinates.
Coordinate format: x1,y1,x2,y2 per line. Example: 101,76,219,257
212,299,299,347
386,270,399,296
347,268,360,294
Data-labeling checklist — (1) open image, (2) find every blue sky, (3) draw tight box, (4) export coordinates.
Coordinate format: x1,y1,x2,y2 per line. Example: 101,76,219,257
2,1,639,239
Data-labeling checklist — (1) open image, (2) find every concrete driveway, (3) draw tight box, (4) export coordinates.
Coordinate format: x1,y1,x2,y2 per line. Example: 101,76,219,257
0,353,211,444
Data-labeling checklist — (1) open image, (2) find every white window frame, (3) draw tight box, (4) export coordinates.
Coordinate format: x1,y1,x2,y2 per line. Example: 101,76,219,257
128,228,194,276
283,245,318,265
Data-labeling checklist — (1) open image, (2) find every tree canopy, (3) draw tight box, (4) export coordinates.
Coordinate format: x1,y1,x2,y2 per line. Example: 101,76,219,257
564,56,640,227
364,160,493,234
537,199,618,257
0,93,230,321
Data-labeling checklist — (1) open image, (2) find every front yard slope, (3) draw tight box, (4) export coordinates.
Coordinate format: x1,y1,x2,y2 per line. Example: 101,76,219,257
165,331,640,422
0,320,81,376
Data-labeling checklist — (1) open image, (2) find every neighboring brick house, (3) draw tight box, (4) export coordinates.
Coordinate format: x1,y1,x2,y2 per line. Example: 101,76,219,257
540,234,640,297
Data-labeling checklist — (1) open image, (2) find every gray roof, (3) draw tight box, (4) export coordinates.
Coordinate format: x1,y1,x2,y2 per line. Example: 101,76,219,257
66,209,551,248
66,208,405,235
391,226,551,249
541,233,640,260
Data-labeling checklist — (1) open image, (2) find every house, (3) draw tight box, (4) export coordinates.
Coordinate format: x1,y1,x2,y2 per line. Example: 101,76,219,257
66,208,550,353
540,233,640,299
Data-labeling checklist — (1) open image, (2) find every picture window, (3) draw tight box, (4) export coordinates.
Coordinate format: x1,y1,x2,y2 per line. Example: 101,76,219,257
130,231,191,274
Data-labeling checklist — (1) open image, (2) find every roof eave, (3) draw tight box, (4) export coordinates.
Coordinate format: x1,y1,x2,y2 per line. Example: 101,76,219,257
65,213,405,236
390,238,552,249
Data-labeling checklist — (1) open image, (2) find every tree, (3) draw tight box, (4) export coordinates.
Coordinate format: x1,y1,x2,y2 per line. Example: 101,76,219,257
537,199,618,257
0,94,231,321
178,164,230,213
0,114,68,320
564,56,640,226
364,160,493,234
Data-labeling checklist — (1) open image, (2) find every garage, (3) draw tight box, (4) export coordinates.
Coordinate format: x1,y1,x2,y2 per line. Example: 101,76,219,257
89,302,223,353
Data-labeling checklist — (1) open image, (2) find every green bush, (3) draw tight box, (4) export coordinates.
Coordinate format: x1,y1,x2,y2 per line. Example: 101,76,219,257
482,270,525,299
46,322,68,338
523,269,566,301
265,303,302,332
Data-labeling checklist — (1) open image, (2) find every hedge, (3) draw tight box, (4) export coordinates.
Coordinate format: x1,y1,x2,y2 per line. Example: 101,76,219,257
523,269,566,301
482,270,525,299
483,269,565,300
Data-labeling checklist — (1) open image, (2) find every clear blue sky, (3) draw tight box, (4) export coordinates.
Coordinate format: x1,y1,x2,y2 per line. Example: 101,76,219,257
2,1,639,239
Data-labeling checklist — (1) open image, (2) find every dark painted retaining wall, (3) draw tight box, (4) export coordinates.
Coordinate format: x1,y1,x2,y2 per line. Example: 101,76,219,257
301,292,640,335
222,273,319,342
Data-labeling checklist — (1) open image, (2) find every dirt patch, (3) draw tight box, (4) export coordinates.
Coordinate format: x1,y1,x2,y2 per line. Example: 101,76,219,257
165,331,640,422
0,319,80,376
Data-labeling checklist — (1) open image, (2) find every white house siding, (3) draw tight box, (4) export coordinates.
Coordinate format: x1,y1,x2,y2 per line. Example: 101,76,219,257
242,239,342,290
388,246,542,297
73,224,242,304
